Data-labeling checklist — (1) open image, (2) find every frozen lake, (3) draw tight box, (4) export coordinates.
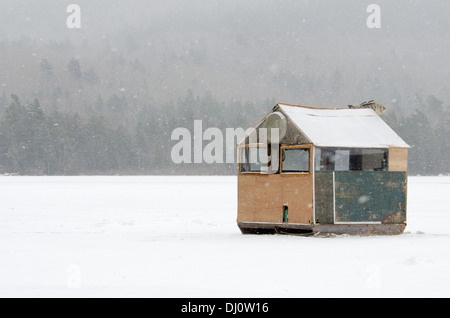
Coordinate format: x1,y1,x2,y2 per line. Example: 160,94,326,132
0,176,449,297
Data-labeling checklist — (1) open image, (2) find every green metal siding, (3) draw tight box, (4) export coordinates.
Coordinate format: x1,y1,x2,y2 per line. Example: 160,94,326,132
334,171,407,223
315,171,407,224
314,172,334,224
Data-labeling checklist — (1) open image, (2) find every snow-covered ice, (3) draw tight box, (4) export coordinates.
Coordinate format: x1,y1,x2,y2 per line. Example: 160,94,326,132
0,176,449,297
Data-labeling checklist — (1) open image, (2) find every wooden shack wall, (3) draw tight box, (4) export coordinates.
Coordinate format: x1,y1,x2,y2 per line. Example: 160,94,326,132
389,147,408,172
237,174,314,225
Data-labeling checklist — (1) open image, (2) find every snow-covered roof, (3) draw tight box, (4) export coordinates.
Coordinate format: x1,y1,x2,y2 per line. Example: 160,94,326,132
277,104,410,148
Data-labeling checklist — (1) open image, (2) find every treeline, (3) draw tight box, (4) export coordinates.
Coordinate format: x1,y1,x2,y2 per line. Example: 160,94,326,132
0,92,270,175
0,96,136,175
383,95,450,176
0,92,448,176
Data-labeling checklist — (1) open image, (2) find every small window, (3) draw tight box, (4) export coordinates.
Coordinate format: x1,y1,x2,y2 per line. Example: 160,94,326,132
315,147,388,171
281,148,310,173
240,146,268,173
349,149,389,171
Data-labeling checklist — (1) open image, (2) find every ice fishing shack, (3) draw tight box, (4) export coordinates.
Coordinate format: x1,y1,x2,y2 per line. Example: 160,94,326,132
237,102,409,236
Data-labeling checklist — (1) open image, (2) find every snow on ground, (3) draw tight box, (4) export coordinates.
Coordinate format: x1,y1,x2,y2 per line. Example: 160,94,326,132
0,176,449,298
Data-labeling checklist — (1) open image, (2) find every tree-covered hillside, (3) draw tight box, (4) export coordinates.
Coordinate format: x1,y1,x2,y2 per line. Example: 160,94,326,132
0,1,449,175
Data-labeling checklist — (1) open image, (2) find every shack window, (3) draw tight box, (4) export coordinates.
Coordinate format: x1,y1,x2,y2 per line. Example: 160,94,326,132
281,148,310,173
315,147,388,171
349,149,388,171
240,146,268,173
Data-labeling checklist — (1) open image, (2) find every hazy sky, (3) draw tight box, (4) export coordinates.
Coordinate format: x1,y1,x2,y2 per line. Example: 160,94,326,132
1,1,448,40
1,0,449,107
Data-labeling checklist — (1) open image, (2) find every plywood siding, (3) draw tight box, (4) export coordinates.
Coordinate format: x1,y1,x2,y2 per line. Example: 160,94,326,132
238,174,313,225
282,175,313,224
389,147,408,172
237,174,284,223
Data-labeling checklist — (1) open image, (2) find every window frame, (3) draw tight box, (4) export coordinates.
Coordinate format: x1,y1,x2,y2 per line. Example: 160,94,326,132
238,144,269,174
280,145,313,175
314,147,389,172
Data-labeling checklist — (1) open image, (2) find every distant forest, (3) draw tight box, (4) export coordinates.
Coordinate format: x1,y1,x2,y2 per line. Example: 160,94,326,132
0,1,449,175
0,91,448,176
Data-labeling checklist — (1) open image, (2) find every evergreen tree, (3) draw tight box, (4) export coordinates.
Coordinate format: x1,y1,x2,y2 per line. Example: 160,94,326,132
67,58,82,79
40,59,54,76
83,67,99,84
